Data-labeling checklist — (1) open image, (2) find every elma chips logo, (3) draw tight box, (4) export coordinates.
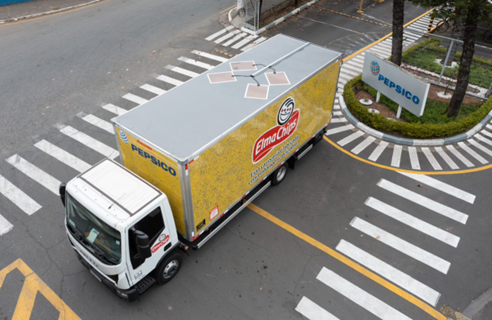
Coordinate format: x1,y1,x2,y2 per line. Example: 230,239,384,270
252,97,299,164
370,60,380,76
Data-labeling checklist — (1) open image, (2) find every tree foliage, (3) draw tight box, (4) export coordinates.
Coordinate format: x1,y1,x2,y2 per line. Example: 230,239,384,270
407,0,492,117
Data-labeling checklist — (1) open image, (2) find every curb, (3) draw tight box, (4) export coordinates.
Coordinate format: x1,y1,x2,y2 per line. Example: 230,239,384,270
0,0,103,24
240,0,320,36
339,92,492,147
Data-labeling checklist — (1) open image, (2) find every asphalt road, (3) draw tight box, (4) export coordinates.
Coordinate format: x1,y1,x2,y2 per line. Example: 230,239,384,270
1,0,492,319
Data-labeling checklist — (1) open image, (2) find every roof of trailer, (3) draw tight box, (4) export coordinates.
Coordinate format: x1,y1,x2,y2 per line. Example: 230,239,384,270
113,34,342,162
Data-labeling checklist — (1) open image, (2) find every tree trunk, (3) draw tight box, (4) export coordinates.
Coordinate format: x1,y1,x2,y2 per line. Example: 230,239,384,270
391,0,405,66
446,11,478,117
258,0,263,26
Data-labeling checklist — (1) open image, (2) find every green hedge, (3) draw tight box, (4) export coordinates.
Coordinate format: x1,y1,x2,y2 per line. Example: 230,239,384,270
343,76,492,138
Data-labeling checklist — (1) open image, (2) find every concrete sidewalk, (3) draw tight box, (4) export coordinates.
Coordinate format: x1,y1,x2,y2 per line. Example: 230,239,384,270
0,0,102,23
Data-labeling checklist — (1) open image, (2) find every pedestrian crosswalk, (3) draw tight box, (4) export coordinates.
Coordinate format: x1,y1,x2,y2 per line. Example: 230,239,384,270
297,172,475,319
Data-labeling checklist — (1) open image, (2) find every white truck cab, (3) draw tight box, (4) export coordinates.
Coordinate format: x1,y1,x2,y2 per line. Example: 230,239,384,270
61,159,184,301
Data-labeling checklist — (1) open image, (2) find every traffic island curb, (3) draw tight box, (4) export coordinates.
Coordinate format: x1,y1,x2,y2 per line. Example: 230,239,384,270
0,0,104,24
339,92,492,147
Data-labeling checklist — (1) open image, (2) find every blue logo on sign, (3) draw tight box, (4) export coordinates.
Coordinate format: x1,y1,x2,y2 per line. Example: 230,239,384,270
370,61,380,76
119,130,129,144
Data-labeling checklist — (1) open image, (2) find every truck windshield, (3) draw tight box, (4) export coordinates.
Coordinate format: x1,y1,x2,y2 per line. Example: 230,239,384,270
65,193,121,265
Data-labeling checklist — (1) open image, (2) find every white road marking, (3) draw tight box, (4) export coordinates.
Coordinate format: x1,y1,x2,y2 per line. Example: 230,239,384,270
408,147,420,170
102,103,127,115
34,140,91,173
377,179,469,224
337,131,364,146
365,197,460,247
58,125,119,160
479,129,492,139
123,93,148,105
0,214,13,236
332,111,342,116
391,145,402,167
140,84,166,96
204,26,234,41
6,155,61,196
232,35,259,50
317,267,412,320
469,139,492,157
165,65,200,78
223,33,248,47
241,37,267,51
422,147,442,170
178,57,214,70
351,136,375,154
399,172,475,204
325,124,354,136
475,133,492,147
157,74,184,87
368,141,388,162
369,47,391,57
458,142,488,164
0,174,42,215
78,113,114,134
435,147,459,170
191,50,228,63
350,217,451,274
330,118,347,123
295,297,340,320
446,145,474,167
214,29,241,44
337,240,441,306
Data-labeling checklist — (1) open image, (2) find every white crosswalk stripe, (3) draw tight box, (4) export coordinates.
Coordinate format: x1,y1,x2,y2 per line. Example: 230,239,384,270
435,147,459,170
296,297,340,320
351,136,375,154
0,174,42,215
157,74,184,87
326,124,354,135
330,118,346,123
241,37,267,51
468,139,492,157
232,35,259,50
368,141,388,162
6,155,61,196
317,267,412,320
391,145,402,167
165,65,200,78
0,214,13,236
223,33,248,47
422,147,442,170
123,93,148,105
399,172,475,204
337,131,364,146
458,142,488,164
140,84,166,95
102,103,127,115
337,240,441,306
191,50,228,63
480,129,492,139
475,133,492,147
58,125,119,160
178,57,214,70
408,147,420,170
350,217,451,274
34,140,91,173
214,29,241,44
78,113,114,134
446,145,474,167
377,179,469,224
205,26,234,41
332,111,342,116
365,197,460,247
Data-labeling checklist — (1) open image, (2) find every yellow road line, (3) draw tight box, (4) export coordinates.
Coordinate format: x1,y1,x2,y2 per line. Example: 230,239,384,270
324,135,492,175
0,259,81,320
248,203,447,320
220,4,237,14
343,7,435,62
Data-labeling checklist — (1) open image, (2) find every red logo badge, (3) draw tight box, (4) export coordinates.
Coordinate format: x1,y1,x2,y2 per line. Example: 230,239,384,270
151,235,170,254
252,98,299,164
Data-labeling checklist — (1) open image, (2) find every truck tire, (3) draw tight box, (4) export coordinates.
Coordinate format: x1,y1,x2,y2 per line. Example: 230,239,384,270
272,164,287,186
156,252,182,284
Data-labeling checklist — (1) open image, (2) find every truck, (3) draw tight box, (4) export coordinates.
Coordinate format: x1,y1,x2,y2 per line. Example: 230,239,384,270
59,34,342,301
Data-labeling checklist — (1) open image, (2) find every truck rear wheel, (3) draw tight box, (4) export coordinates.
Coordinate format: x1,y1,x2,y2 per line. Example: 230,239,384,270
272,164,287,186
156,252,182,284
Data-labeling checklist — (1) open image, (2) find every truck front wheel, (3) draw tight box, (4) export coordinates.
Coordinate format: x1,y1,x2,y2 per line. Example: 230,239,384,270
272,164,287,186
156,252,182,284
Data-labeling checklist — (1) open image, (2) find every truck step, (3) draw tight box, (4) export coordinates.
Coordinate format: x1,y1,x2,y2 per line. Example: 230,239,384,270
135,275,156,295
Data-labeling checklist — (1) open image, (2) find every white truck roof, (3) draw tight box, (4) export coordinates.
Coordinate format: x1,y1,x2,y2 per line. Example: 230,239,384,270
113,34,342,162
70,160,161,228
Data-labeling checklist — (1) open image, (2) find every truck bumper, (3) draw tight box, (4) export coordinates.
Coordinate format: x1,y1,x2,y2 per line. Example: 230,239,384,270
75,251,139,302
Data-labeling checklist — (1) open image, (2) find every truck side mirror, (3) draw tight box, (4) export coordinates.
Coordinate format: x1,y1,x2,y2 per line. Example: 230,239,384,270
59,183,66,207
135,230,152,259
